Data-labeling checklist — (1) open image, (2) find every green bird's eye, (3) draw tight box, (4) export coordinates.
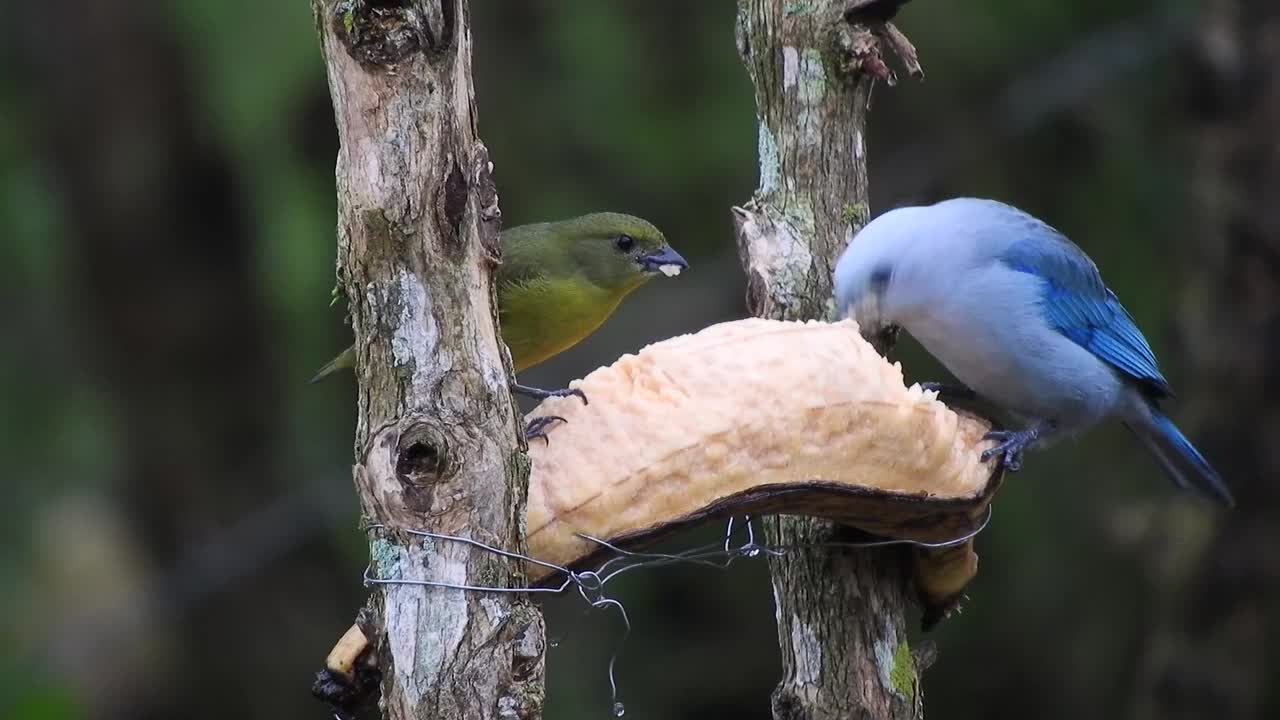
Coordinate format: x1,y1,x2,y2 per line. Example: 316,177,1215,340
615,234,635,252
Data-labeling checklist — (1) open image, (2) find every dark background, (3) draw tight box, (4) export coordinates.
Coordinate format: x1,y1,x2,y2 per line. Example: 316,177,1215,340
3,1,1276,719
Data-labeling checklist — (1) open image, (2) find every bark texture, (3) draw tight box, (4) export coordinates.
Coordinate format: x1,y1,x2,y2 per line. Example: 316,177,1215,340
1136,2,1280,717
312,2,545,718
733,2,922,718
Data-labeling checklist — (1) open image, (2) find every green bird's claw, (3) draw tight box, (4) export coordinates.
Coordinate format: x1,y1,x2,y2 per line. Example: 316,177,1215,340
511,383,588,406
524,415,567,445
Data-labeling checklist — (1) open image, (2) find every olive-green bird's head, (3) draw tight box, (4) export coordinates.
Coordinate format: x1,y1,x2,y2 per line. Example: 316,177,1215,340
497,212,686,372
535,212,687,292
313,212,688,383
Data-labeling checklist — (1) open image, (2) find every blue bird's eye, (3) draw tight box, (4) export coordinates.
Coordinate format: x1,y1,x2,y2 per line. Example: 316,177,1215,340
870,265,892,293
615,234,635,252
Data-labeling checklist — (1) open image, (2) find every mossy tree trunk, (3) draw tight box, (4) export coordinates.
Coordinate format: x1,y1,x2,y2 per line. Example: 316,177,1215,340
733,1,923,718
311,2,545,719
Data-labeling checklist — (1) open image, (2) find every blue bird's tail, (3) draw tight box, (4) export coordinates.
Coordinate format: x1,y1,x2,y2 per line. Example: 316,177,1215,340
1128,409,1234,507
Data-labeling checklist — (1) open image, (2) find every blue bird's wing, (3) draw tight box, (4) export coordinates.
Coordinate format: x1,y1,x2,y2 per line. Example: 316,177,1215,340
1000,233,1171,398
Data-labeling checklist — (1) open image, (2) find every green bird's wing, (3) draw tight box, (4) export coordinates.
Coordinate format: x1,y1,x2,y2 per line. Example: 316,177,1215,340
496,222,621,371
497,222,567,284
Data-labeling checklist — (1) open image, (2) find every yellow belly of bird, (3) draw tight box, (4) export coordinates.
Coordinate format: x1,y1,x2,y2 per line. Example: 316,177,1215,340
500,278,629,372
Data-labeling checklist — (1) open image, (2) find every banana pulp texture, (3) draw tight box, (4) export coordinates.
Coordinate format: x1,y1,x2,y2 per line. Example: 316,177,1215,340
523,318,1001,585
325,623,369,680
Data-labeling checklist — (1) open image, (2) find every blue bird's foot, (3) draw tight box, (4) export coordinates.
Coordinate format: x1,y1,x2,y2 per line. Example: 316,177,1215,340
511,382,588,405
524,415,567,445
980,426,1042,472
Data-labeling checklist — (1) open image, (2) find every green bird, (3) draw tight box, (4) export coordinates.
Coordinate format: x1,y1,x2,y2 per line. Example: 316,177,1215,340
312,212,688,437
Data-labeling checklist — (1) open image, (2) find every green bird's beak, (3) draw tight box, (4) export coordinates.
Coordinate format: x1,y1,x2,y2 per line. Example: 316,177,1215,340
639,246,688,278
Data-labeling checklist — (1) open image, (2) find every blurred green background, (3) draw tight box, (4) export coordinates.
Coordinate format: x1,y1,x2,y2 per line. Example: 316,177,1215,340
3,1,1276,719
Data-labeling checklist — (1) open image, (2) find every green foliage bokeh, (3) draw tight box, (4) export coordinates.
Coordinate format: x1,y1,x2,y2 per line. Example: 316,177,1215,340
2,2,1254,719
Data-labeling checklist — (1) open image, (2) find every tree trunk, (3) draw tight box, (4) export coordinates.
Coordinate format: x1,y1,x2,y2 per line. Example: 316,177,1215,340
311,2,545,719
1137,1,1280,717
733,2,922,718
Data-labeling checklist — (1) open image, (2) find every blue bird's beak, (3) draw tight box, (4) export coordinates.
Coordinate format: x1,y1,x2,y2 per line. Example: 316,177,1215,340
639,246,688,278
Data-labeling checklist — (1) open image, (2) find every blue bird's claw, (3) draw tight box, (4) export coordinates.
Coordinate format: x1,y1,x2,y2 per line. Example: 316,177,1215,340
511,382,588,405
980,427,1042,472
524,415,567,445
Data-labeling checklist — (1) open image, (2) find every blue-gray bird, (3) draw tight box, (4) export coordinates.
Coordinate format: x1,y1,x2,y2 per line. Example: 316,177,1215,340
833,197,1233,506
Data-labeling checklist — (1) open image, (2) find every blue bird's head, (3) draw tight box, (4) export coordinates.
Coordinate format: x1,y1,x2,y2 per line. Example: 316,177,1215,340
833,205,936,347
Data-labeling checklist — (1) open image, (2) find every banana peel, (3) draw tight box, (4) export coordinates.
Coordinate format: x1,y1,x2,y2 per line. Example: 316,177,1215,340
522,318,1004,625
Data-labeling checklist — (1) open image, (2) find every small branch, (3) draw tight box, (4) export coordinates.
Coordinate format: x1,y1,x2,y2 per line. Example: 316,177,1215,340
839,0,924,85
875,22,923,80
842,0,912,24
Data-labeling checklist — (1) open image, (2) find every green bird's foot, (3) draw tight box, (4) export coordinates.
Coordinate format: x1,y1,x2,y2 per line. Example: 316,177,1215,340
511,382,588,405
524,415,567,445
